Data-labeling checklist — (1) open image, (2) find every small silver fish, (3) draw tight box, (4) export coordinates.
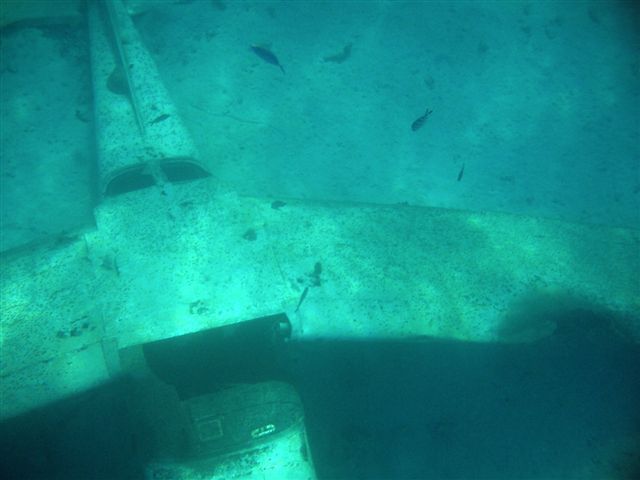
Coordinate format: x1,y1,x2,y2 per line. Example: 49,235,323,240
295,287,309,312
411,108,432,131
149,113,170,125
251,45,285,74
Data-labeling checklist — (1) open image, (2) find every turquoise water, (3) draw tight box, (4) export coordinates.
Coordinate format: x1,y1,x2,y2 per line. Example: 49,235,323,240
133,0,639,226
1,1,639,250
1,1,639,479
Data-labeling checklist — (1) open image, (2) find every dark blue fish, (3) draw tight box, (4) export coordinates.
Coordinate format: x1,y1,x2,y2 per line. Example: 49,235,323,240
251,45,285,74
411,108,432,131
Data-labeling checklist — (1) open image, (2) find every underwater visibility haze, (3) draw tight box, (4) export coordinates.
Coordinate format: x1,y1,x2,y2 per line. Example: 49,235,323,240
0,1,639,479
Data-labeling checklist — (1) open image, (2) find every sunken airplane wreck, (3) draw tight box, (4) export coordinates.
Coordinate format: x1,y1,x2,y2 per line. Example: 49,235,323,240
1,1,639,480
